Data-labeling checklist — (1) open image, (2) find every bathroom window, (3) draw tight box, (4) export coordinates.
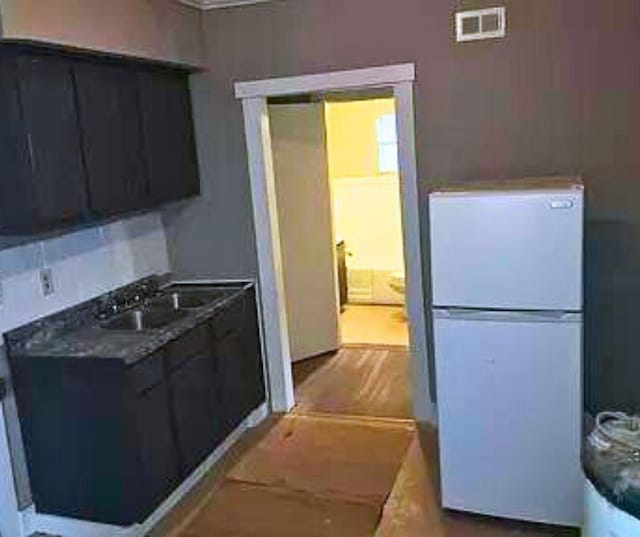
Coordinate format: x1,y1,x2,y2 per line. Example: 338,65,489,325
376,113,399,173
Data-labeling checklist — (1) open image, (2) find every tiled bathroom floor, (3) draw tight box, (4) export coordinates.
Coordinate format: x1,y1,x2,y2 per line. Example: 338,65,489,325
340,304,409,346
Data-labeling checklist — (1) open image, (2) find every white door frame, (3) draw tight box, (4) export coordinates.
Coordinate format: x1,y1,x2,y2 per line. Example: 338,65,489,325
235,64,434,422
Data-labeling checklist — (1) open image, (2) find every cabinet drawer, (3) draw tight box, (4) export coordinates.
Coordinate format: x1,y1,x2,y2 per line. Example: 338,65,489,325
127,351,164,394
210,297,244,340
165,324,211,372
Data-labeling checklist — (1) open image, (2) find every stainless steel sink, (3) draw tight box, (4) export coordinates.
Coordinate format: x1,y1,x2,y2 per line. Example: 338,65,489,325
101,308,188,332
150,289,233,310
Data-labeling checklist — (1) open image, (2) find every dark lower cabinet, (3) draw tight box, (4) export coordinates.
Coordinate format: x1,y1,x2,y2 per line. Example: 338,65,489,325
211,289,266,436
8,287,265,526
212,320,248,436
133,381,181,519
10,357,141,525
241,288,267,413
168,351,220,476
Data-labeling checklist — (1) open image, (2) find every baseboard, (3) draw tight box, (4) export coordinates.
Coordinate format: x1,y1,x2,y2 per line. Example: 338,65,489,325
21,403,270,537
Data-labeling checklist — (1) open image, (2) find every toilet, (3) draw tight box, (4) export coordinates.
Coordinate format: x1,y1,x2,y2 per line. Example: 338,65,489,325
388,272,407,316
388,271,406,297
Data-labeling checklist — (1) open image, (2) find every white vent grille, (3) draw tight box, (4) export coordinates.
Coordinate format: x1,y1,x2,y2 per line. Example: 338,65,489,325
177,0,270,9
456,7,506,42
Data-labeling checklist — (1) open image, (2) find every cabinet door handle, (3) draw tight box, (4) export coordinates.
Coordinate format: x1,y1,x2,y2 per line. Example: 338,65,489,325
26,134,36,172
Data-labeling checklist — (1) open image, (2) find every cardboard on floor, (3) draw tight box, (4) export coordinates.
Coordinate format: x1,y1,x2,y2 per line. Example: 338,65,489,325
227,414,414,506
181,481,381,537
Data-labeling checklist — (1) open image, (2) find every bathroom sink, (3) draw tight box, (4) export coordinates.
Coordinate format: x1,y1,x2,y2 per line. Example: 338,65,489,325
101,308,188,332
151,288,234,310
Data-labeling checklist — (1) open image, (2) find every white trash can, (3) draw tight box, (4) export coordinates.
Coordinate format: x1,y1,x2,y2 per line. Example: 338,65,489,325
583,412,640,536
583,478,640,537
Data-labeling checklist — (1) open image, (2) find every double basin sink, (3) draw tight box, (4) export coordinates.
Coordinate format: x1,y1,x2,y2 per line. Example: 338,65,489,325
101,287,234,332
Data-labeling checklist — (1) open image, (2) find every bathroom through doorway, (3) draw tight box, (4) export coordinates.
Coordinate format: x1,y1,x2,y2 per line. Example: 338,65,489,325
268,91,411,419
325,97,409,348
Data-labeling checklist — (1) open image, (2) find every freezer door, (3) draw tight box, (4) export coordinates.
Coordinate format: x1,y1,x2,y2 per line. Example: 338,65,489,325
430,189,583,310
434,312,583,526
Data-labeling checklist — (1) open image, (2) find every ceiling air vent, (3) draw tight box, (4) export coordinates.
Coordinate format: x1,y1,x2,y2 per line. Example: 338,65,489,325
455,7,506,42
177,0,270,8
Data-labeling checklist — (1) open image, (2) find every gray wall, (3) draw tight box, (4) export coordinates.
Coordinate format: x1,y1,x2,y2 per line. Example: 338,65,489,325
165,0,640,414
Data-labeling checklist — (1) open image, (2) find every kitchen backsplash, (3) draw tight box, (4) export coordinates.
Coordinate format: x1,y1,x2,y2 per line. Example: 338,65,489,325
0,212,169,336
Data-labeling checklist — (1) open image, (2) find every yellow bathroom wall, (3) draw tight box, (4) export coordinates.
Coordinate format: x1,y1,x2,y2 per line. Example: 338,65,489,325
325,98,397,180
324,98,405,304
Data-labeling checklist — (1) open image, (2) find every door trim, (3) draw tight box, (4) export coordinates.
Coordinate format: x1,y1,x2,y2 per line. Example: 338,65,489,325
235,64,434,422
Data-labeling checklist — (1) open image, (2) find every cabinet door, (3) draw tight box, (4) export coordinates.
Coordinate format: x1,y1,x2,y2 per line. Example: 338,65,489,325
169,352,220,476
212,323,247,436
241,291,266,412
133,381,181,521
0,56,35,232
16,54,89,228
74,62,149,217
138,68,200,204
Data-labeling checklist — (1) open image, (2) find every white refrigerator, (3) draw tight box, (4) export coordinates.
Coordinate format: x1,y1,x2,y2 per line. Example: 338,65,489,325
430,178,584,527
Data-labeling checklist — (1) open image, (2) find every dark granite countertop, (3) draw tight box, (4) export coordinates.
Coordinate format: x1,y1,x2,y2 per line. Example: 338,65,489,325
5,279,253,366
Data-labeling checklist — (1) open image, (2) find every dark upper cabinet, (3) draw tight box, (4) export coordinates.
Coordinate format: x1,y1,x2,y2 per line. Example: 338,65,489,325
74,62,149,217
0,56,35,233
16,54,90,230
138,68,200,204
0,45,200,235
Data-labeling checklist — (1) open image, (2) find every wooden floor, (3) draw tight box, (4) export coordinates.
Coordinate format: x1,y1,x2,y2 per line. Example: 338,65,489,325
152,345,580,537
293,345,413,419
378,425,579,537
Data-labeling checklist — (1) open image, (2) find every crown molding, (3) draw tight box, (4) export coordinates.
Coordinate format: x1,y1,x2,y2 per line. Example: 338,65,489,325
177,0,271,9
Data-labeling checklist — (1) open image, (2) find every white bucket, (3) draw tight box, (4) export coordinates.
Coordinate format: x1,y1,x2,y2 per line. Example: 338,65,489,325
583,478,640,536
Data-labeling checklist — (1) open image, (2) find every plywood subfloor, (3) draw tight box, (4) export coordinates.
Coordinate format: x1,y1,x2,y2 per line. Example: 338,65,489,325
341,304,409,346
293,345,412,419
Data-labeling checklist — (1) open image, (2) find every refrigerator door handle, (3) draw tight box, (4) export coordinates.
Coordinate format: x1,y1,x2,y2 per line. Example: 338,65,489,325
432,308,582,323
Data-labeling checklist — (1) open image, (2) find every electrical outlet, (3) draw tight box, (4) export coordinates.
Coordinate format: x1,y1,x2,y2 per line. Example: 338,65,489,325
40,267,55,297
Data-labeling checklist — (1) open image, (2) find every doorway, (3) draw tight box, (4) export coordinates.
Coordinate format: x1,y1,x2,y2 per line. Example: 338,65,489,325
235,64,433,423
268,94,411,419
